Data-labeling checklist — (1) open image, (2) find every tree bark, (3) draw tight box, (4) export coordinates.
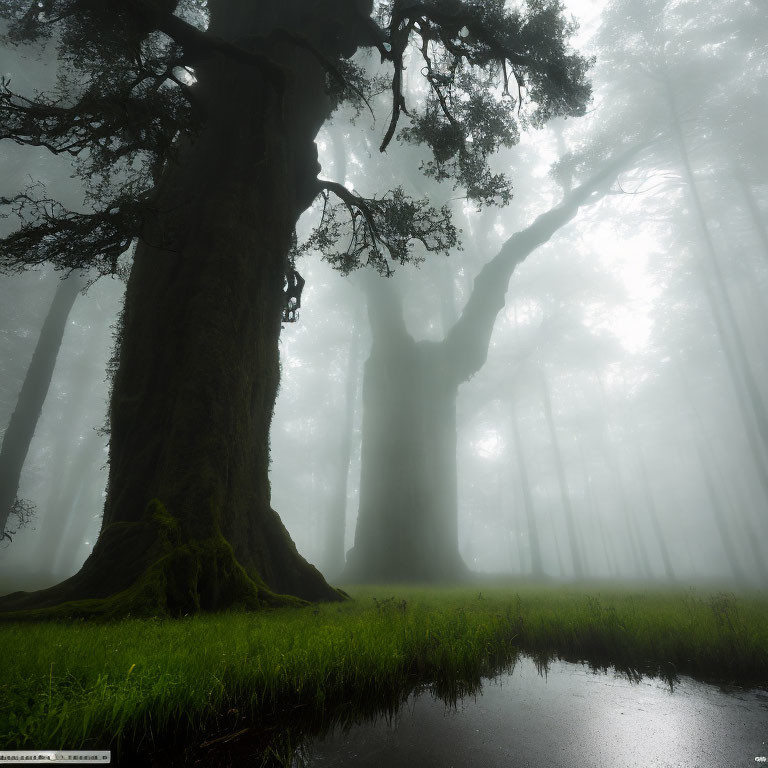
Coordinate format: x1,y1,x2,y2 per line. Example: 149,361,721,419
0,272,85,541
0,5,349,617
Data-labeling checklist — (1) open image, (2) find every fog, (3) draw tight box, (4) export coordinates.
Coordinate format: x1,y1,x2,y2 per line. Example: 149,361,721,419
1,0,766,592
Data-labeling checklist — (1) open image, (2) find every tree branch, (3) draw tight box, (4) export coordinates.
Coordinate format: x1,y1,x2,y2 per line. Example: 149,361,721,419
301,179,459,277
0,188,147,277
125,0,286,84
441,143,646,384
0,76,188,163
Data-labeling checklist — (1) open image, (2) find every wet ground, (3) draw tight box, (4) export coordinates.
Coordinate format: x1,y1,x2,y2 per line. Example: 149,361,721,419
301,658,768,767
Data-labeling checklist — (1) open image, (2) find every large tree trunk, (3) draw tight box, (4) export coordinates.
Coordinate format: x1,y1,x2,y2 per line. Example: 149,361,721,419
0,6,348,617
345,150,640,583
344,280,466,582
0,272,85,541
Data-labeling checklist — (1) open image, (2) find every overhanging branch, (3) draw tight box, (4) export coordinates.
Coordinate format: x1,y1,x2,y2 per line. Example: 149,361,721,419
301,179,459,277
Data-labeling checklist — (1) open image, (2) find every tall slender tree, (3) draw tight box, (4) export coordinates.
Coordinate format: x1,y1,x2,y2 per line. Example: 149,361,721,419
509,406,543,577
538,367,583,578
0,272,85,541
323,317,362,577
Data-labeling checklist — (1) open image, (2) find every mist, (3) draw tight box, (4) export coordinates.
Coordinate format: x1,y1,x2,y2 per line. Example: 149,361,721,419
1,0,767,764
1,0,766,594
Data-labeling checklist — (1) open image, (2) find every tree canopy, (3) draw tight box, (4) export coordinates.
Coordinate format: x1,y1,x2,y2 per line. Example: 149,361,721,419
1,0,591,280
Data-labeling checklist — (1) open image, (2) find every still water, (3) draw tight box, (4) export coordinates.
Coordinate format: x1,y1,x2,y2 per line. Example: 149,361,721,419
300,658,767,767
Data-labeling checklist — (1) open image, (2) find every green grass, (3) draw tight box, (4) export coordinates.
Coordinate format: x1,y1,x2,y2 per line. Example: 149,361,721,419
1,583,767,763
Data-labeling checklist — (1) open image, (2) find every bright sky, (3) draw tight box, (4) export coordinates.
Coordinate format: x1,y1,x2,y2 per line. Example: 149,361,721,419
562,0,660,355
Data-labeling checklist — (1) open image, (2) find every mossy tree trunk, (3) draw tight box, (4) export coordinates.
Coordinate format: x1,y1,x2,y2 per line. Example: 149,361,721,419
0,5,350,618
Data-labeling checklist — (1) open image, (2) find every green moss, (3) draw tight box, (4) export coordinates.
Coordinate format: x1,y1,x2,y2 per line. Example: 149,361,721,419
146,498,180,536
0,500,304,622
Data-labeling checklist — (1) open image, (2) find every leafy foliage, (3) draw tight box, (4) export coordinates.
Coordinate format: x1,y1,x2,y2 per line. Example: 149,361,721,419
399,69,519,205
0,0,591,284
297,185,459,276
0,0,198,277
1,185,144,277
325,58,390,120
373,0,592,206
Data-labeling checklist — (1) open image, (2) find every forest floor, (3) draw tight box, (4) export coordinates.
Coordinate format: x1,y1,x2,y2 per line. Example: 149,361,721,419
1,582,767,765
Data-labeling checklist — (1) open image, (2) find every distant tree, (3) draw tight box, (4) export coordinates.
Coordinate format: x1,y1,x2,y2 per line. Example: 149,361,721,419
0,0,590,616
0,272,85,542
322,318,362,578
345,148,638,582
579,0,768,504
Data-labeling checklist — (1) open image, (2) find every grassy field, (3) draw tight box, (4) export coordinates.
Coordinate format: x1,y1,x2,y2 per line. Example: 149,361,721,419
1,583,767,763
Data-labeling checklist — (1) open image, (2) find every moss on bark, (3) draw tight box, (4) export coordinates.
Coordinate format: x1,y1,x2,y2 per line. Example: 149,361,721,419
0,500,315,621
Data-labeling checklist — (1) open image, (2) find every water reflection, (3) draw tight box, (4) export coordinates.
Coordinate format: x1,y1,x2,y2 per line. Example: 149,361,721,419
299,658,767,768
